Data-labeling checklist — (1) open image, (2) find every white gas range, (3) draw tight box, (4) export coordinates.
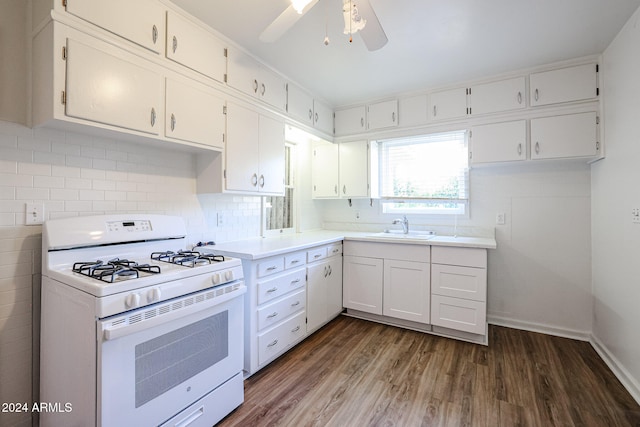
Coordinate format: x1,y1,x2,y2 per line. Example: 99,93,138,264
40,214,246,427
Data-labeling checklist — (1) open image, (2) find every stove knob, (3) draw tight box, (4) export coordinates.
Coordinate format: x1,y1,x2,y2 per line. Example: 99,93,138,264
225,270,234,281
211,273,221,285
125,293,140,309
147,288,162,303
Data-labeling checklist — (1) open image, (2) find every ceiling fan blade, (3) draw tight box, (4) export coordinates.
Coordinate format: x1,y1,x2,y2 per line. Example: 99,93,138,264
260,0,320,43
357,0,388,51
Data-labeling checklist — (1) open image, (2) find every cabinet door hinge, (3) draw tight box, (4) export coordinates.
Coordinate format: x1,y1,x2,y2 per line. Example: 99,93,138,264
596,64,599,73
469,151,472,160
223,105,227,115
223,169,227,179
222,133,225,143
596,116,600,125
62,46,67,60
62,0,67,7
224,74,228,83
223,48,228,57
61,91,66,105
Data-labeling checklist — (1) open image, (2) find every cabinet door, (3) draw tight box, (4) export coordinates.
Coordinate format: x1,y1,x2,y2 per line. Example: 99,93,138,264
383,260,430,323
65,0,164,53
226,48,261,98
311,141,339,198
326,256,343,319
339,141,369,198
470,120,526,164
225,103,260,192
429,88,468,121
530,112,598,160
530,63,598,106
343,255,383,315
368,99,398,130
307,261,329,332
165,78,225,149
334,106,366,136
399,95,427,127
313,99,334,135
470,77,525,115
286,83,314,125
165,10,227,83
259,67,286,111
258,115,285,195
65,39,162,135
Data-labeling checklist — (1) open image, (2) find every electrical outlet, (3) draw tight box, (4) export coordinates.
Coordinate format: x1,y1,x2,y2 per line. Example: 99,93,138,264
217,212,225,226
632,208,640,224
25,202,44,225
496,212,506,225
356,211,360,220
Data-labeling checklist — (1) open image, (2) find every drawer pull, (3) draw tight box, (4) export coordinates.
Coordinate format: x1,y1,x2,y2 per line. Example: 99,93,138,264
267,312,278,319
291,326,300,333
266,287,278,293
291,301,300,307
266,266,278,271
290,279,300,285
290,260,300,264
267,340,278,348
332,248,340,253
314,254,322,259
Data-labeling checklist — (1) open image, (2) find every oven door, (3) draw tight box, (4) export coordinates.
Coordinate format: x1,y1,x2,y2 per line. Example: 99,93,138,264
97,285,245,427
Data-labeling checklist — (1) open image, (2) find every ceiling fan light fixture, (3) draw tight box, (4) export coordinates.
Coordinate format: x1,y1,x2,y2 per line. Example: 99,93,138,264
343,0,367,35
291,0,313,14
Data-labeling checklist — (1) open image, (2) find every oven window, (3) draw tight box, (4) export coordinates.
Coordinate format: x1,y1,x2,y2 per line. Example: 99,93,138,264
134,311,228,407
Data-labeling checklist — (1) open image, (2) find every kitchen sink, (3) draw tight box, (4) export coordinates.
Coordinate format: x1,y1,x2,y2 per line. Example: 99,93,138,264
367,230,436,240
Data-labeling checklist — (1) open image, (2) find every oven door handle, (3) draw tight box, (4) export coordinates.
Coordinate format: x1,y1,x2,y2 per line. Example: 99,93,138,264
101,285,245,341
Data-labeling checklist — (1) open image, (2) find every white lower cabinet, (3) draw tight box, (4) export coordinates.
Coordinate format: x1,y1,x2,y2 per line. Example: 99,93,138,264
383,259,430,323
244,242,343,376
431,246,487,336
343,255,383,315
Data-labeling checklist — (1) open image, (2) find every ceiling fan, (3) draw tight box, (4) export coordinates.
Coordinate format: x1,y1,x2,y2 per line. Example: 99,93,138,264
260,0,388,51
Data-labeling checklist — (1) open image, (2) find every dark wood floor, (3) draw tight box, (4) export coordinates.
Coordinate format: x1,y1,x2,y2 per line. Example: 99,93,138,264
218,316,640,426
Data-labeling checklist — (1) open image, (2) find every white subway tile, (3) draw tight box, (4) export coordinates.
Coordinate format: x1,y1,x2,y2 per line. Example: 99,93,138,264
16,187,49,200
105,170,128,181
51,165,81,178
18,162,51,176
51,141,81,156
116,181,137,192
92,201,116,212
79,190,104,201
92,180,116,191
116,201,137,211
0,188,14,200
34,151,65,165
33,127,65,143
64,177,92,190
104,191,126,201
0,133,17,148
66,155,93,168
0,148,33,163
0,174,33,188
80,168,105,180
81,145,106,159
50,189,78,201
34,175,65,189
0,213,14,226
0,160,17,174
64,200,92,212
92,158,117,171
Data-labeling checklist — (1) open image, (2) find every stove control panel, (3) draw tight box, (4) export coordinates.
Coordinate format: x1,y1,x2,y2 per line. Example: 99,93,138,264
106,220,152,233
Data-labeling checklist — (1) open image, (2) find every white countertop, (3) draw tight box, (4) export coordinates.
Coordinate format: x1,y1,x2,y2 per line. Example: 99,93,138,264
201,230,496,261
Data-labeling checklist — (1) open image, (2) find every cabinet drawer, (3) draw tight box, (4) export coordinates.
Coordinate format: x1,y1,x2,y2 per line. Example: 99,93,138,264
257,257,285,277
432,264,486,302
307,247,327,263
431,246,486,268
344,241,430,263
258,311,306,366
257,289,306,331
431,295,486,335
328,243,343,258
285,251,306,269
257,268,306,305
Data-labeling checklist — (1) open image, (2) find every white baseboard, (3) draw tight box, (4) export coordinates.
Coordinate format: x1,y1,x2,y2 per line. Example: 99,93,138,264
488,315,591,341
590,334,640,406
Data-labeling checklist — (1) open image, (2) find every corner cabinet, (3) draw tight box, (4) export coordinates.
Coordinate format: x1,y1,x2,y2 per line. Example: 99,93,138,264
225,103,285,195
311,140,371,199
227,48,286,111
334,106,366,136
306,243,343,333
530,63,598,107
530,112,599,160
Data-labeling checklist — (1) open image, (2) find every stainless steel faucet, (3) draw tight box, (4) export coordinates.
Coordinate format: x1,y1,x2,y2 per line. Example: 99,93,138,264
393,215,409,234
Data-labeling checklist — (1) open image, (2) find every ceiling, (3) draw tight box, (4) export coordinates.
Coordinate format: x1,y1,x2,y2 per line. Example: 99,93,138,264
171,0,640,107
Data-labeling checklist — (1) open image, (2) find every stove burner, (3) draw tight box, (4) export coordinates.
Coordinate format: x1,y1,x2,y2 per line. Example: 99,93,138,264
72,258,161,283
150,250,225,268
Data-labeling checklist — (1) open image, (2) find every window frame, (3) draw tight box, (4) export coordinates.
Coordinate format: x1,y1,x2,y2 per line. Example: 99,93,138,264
262,142,297,236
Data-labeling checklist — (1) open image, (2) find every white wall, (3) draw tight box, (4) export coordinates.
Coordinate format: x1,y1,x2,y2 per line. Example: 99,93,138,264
321,160,593,337
592,5,640,402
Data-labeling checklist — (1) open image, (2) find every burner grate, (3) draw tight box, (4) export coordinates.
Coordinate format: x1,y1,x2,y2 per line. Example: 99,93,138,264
150,250,225,268
72,258,161,283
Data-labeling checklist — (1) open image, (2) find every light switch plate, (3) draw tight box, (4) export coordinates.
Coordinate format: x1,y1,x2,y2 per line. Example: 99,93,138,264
496,212,506,225
25,202,44,225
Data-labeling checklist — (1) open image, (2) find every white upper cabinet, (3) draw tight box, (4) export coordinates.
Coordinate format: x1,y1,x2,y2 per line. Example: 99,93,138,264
470,77,526,115
530,112,598,160
313,99,334,135
530,63,598,106
258,114,286,194
470,120,527,164
64,38,163,135
367,99,398,130
227,48,286,111
429,87,468,121
286,83,314,125
339,140,369,198
311,141,339,198
165,78,225,150
334,106,366,136
64,0,164,54
165,10,227,83
398,95,428,127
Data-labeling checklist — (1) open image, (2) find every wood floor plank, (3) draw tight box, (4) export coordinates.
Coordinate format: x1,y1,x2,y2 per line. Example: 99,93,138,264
218,317,640,427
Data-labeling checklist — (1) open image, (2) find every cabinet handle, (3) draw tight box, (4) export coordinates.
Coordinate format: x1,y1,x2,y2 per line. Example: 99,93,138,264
170,113,176,131
534,88,539,102
314,254,322,259
152,25,158,44
259,174,265,188
517,143,522,156
253,79,259,93
261,83,266,96
266,266,278,271
251,173,258,186
291,301,300,307
291,279,301,284
433,105,437,117
517,91,522,104
267,339,279,348
266,287,278,293
323,266,328,277
291,326,301,333
360,117,364,128
172,35,178,53
535,142,540,154
328,265,332,276
315,112,319,123
392,112,396,122
334,184,338,194
343,185,346,194
290,259,300,264
332,248,339,253
267,312,278,319
150,108,156,127
309,109,313,120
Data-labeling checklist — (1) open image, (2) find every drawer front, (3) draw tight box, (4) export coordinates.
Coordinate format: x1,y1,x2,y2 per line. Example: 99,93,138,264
257,289,306,331
257,257,285,278
432,264,487,302
307,247,328,263
257,268,306,305
327,243,343,258
431,294,486,335
285,251,306,269
258,311,306,366
344,240,430,262
431,246,486,268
